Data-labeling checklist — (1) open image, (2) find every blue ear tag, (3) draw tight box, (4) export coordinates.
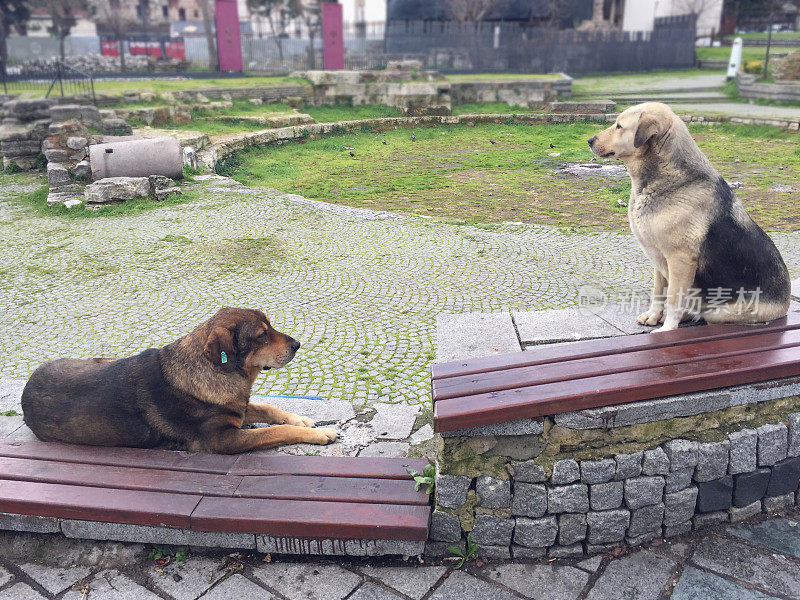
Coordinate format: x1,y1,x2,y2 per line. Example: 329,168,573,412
220,351,228,364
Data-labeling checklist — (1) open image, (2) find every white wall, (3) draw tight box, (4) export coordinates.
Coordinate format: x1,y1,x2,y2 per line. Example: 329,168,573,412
341,0,386,23
623,0,723,38
622,0,657,32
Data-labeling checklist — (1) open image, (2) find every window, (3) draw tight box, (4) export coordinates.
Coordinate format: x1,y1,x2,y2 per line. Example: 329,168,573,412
162,5,168,17
193,10,199,18
178,7,186,20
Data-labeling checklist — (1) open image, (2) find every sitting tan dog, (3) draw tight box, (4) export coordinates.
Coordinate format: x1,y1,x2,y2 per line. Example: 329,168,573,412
588,102,791,332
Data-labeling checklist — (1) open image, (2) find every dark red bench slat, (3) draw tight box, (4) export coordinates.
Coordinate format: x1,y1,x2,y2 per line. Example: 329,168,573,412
235,475,429,506
0,457,241,497
0,440,237,474
434,345,800,432
431,313,800,380
0,480,200,528
434,328,800,401
230,455,428,479
191,496,430,540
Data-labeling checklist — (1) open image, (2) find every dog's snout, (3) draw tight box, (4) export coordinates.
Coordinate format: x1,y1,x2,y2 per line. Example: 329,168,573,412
588,136,596,147
290,339,301,352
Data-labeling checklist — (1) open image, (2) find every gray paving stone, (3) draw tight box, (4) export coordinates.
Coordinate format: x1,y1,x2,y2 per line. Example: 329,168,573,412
440,419,543,438
548,484,590,513
792,278,800,300
555,390,731,430
693,511,728,529
410,424,434,444
476,475,511,508
758,423,788,467
347,582,405,600
664,487,699,526
729,517,800,559
510,460,546,482
511,482,547,517
587,509,630,544
428,571,518,600
551,459,580,485
663,521,693,538
251,397,355,425
763,492,795,513
729,500,763,522
436,312,520,363
586,550,677,600
788,413,800,457
358,441,409,457
624,476,665,510
360,566,447,600
557,512,587,545
672,566,777,600
729,429,758,474
513,308,623,345
60,521,256,549
665,468,694,493
581,458,616,484
149,557,224,600
664,439,699,471
693,534,800,598
371,403,420,440
18,563,91,596
430,510,461,543
511,544,547,559
436,474,471,509
0,379,25,412
203,574,275,600
0,416,23,438
484,563,590,600
0,512,60,533
642,448,670,476
615,452,643,480
471,514,514,547
577,555,604,572
626,530,662,547
628,503,664,537
548,543,584,558
252,563,361,600
514,515,557,548
0,567,8,588
729,377,800,407
0,583,47,600
475,544,511,559
62,570,161,600
590,481,623,510
695,441,730,482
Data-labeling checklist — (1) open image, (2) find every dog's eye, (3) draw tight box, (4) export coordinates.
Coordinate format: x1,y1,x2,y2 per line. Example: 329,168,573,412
616,124,622,130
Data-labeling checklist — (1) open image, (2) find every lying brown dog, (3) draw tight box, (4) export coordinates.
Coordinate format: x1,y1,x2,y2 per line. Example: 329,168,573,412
21,307,338,453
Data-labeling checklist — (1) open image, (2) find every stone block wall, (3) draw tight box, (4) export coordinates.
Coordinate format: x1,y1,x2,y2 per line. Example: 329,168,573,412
429,378,800,559
737,72,800,103
449,76,572,107
0,98,55,170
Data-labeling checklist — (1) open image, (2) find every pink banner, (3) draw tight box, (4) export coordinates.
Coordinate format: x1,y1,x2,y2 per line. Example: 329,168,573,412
322,2,344,70
215,0,243,72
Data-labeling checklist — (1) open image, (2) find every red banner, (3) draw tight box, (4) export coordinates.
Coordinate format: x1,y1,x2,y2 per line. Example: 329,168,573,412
165,40,186,60
129,40,146,55
215,0,243,71
322,2,344,70
147,41,162,57
100,40,119,57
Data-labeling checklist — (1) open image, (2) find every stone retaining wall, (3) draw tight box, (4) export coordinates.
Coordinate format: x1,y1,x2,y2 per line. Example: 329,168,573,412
737,72,800,102
431,376,800,560
448,75,572,107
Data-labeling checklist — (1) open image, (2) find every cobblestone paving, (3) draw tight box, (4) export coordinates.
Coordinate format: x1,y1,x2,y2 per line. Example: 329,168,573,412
3,512,800,599
2,176,800,406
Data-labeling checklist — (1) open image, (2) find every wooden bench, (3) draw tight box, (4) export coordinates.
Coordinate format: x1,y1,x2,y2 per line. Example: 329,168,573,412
0,440,431,544
432,312,800,433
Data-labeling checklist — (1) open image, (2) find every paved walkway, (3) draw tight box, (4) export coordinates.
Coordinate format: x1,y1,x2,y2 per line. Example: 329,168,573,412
671,101,800,120
2,512,800,599
1,176,799,406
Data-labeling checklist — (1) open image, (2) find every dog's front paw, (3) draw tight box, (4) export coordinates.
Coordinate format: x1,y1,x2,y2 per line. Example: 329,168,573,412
305,428,338,445
637,309,663,326
284,413,315,428
652,323,678,333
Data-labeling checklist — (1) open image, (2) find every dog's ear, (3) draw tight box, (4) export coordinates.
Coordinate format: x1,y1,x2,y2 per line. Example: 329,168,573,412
204,326,237,373
634,113,663,148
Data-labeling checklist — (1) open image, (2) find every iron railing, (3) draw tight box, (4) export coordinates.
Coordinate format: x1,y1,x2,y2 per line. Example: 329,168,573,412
1,61,95,103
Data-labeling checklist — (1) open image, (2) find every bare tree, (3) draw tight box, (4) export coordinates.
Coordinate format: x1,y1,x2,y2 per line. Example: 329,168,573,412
248,0,298,60
444,0,500,22
291,0,321,69
42,0,87,63
0,0,29,76
199,0,219,71
674,0,722,39
94,0,131,71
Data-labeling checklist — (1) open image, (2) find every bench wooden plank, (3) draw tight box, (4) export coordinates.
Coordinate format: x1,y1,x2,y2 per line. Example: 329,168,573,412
434,345,800,432
191,496,430,540
235,475,429,506
0,480,200,528
0,457,242,497
0,440,237,474
431,313,800,380
434,328,800,401
230,455,428,479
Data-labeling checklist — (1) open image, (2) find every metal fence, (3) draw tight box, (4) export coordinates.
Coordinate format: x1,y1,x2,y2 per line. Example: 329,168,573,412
1,62,95,101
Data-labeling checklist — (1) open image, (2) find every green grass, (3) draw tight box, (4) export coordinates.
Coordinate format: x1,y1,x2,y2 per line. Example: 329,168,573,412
451,103,546,116
219,121,800,231
445,73,564,82
572,69,724,95
729,32,800,40
696,46,797,61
